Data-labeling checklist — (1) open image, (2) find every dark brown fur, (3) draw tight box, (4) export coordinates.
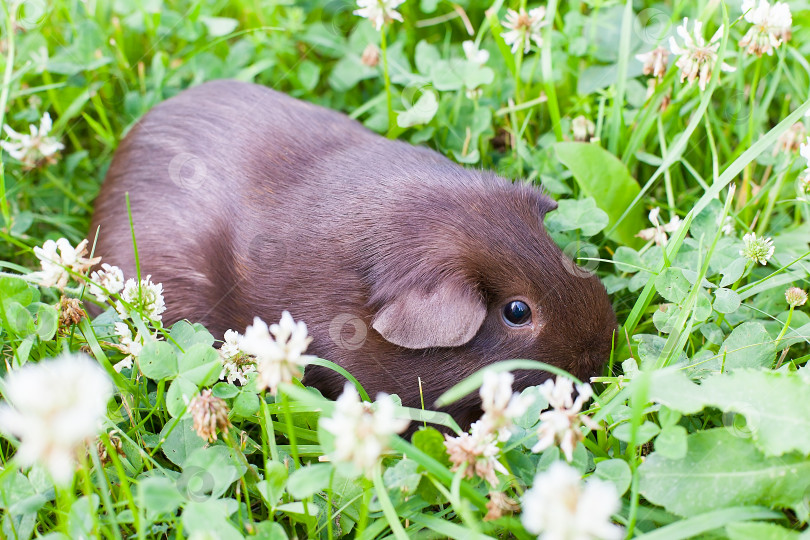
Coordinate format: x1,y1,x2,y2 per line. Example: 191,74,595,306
90,80,616,428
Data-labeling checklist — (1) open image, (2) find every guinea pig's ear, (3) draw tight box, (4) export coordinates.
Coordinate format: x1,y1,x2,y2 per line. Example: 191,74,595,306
371,280,486,349
537,191,558,216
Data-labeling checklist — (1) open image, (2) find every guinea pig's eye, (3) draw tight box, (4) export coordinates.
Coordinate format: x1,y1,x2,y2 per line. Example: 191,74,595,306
502,300,532,327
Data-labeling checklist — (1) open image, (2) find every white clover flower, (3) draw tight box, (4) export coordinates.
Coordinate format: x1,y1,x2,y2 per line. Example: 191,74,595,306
220,357,257,386
478,371,533,442
775,123,806,155
719,215,736,236
466,88,483,101
521,461,623,540
88,263,125,302
239,311,316,395
220,329,241,360
669,18,735,91
739,0,791,56
58,296,86,329
360,43,380,67
0,112,64,169
635,46,670,80
800,137,810,167
636,207,682,246
320,383,409,476
444,420,508,487
113,322,151,372
115,275,166,322
501,7,548,54
485,490,520,521
353,0,404,31
188,389,232,443
0,353,112,485
785,287,807,308
800,175,810,200
463,40,489,65
740,232,775,265
32,238,100,290
572,115,595,143
218,329,256,386
532,377,600,461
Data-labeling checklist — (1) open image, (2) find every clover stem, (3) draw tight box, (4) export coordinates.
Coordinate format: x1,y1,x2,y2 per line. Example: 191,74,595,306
775,305,795,345
380,25,394,132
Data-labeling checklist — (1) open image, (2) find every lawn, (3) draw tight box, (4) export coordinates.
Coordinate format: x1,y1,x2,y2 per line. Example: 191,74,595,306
1,0,810,538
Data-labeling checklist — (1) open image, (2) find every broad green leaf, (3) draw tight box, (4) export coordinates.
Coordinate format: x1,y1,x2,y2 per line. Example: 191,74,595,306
231,390,260,418
67,495,99,540
726,522,801,540
648,368,708,414
654,425,688,460
397,91,438,128
34,303,58,340
694,288,713,322
650,369,810,455
594,459,631,496
414,40,440,75
139,341,179,381
297,60,321,92
703,370,810,456
634,334,687,368
182,446,246,500
429,59,465,91
554,142,646,246
720,258,747,288
689,199,724,243
138,477,184,521
700,323,725,345
713,288,741,314
639,429,810,517
213,382,240,399
612,420,660,445
514,385,548,429
719,322,776,371
6,301,34,336
613,246,645,273
166,377,198,418
178,343,221,386
275,501,317,529
0,276,35,306
286,463,332,499
632,507,782,540
328,55,377,91
2,511,36,540
0,472,48,514
383,458,422,495
200,16,238,37
181,499,242,540
170,320,214,350
544,197,609,236
658,406,682,428
655,268,690,304
250,522,290,540
159,417,206,467
652,303,680,334
411,427,451,468
258,461,288,508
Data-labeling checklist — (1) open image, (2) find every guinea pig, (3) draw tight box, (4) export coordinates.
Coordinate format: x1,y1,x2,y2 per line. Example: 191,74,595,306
89,79,616,429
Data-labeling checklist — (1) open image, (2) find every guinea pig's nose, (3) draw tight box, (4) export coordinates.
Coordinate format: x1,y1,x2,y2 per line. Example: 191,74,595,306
574,348,609,381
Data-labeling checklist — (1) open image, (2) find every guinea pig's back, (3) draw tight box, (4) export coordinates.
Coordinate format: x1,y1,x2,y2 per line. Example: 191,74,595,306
89,79,377,329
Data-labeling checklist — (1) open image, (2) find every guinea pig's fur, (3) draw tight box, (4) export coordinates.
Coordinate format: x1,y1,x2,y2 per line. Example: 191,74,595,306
90,79,616,429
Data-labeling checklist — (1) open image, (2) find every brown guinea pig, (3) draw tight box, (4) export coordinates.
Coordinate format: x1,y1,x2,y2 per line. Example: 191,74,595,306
89,79,616,428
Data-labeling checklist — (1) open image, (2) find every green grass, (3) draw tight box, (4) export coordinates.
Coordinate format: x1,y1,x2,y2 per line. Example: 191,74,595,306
2,0,810,538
